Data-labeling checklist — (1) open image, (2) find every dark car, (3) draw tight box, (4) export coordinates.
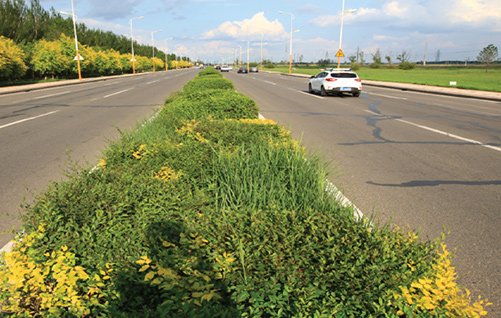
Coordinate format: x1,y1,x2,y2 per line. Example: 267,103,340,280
237,67,248,73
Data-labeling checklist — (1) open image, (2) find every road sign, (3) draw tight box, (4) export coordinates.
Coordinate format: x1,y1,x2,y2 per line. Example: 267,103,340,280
73,55,84,61
335,49,345,58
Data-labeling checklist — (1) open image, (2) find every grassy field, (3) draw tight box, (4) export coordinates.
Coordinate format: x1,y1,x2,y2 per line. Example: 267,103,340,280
268,65,501,92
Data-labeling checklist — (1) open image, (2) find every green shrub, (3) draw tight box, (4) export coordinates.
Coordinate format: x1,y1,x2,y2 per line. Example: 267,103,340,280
399,61,417,70
183,76,234,92
370,62,381,69
264,63,275,69
198,67,221,77
350,62,361,71
165,89,258,121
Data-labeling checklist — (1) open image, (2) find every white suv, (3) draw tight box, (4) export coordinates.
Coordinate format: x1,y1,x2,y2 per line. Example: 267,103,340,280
308,68,362,97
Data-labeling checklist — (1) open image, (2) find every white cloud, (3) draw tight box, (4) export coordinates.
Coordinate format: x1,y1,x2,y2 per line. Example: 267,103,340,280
383,1,408,17
201,12,288,41
440,0,501,30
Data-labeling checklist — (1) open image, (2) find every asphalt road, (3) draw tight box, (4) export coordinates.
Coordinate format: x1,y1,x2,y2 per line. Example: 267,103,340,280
0,69,198,247
225,70,501,316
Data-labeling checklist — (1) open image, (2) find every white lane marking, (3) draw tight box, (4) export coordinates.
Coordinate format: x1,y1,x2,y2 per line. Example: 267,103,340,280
103,89,131,99
33,91,71,100
0,110,60,130
147,80,160,85
365,110,501,152
290,88,325,99
369,92,407,100
370,86,501,105
263,80,276,85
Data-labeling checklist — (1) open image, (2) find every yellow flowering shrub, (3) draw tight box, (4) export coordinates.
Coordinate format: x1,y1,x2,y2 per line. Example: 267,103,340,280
132,144,148,159
391,242,492,317
0,225,115,316
176,120,209,143
154,164,182,182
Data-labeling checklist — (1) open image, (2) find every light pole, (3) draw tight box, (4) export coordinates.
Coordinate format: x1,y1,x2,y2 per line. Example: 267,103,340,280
60,0,82,81
151,30,161,72
242,40,250,70
337,0,357,69
129,16,143,75
279,11,299,75
239,46,242,67
260,33,264,71
164,38,172,71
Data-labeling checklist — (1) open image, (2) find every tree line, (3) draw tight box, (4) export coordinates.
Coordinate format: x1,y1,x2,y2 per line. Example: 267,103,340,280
0,0,189,81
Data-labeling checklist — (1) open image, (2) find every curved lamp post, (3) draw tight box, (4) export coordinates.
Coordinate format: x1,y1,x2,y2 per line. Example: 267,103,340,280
60,1,82,81
129,16,144,75
279,11,299,75
151,30,162,72
164,38,172,71
337,0,357,69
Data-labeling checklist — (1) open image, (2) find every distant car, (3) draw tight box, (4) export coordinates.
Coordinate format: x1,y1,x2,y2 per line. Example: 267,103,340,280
237,67,248,73
249,67,259,72
220,65,232,72
214,65,221,70
308,68,362,97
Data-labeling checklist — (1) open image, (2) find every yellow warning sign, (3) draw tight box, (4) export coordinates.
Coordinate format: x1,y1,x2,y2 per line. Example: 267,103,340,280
335,49,345,57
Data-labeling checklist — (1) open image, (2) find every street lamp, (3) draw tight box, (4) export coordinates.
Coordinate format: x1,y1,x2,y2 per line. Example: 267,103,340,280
242,40,250,71
151,30,161,72
129,16,144,75
337,0,357,69
60,0,82,81
164,38,172,71
279,11,299,75
260,33,264,71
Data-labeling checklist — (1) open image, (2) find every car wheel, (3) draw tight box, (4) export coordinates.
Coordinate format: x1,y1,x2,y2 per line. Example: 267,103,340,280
308,84,313,93
320,86,327,96
353,92,360,97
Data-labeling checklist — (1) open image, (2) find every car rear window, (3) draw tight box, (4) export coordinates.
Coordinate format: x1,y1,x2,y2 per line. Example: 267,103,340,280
330,73,357,78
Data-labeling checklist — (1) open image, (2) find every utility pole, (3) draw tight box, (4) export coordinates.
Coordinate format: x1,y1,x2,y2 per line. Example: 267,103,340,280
423,42,428,66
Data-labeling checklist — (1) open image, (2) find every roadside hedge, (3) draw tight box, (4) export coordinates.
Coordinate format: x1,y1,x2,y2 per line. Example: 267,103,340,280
0,67,491,317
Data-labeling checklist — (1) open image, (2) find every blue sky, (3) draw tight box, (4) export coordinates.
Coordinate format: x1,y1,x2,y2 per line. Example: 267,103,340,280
41,0,500,64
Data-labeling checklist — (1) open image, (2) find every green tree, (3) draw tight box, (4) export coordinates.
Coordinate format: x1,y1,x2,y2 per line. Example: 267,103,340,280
385,55,392,65
372,48,382,64
396,50,410,63
0,36,27,80
477,44,498,73
30,38,70,78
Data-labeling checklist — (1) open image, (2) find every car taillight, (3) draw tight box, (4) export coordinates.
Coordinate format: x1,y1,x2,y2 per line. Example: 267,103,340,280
355,78,361,82
326,78,337,82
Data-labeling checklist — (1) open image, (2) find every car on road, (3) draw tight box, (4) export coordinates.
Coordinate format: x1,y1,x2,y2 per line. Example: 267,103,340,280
220,65,232,72
237,67,248,73
249,67,259,72
308,68,362,97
